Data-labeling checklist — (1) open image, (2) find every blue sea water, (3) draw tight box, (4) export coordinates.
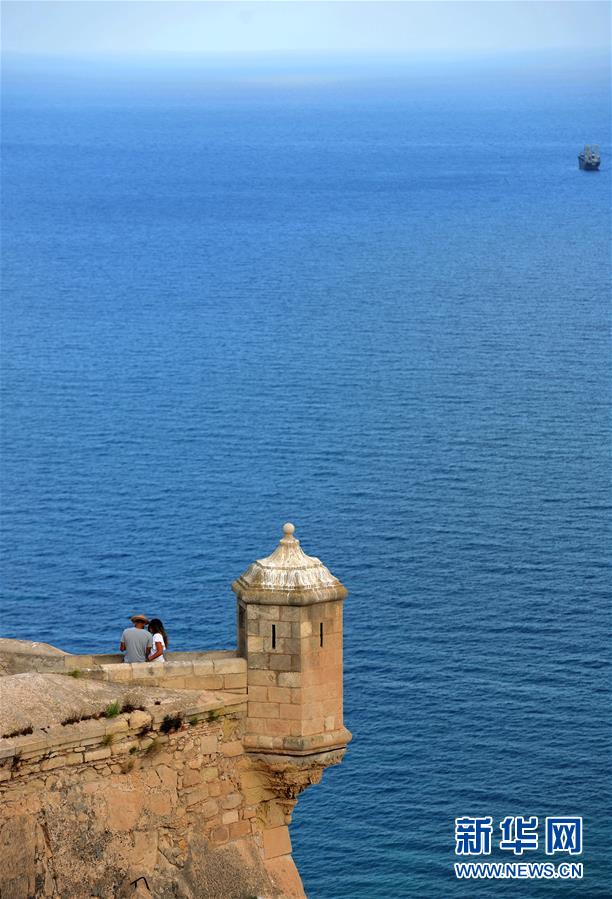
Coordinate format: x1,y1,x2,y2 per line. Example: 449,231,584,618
1,57,611,897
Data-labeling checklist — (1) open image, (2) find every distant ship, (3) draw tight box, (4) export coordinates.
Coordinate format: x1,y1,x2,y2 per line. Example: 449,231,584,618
578,145,600,171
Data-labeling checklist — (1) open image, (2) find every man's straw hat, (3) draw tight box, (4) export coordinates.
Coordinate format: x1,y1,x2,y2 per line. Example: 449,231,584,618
130,613,150,624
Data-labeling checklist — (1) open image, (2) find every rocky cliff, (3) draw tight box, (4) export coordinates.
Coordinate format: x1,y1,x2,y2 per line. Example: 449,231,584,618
0,640,345,899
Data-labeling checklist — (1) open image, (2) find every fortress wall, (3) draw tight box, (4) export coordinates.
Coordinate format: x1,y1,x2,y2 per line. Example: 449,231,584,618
0,692,303,899
0,520,351,899
0,644,248,694
81,656,247,694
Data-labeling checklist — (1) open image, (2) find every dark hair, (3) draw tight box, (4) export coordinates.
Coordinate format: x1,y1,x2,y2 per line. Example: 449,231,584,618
148,618,169,649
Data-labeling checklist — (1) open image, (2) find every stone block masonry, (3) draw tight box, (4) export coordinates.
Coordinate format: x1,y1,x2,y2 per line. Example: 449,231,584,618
243,600,344,741
0,678,304,898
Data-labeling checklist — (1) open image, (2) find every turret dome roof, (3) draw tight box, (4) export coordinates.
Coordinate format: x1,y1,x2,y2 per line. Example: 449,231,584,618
231,523,348,606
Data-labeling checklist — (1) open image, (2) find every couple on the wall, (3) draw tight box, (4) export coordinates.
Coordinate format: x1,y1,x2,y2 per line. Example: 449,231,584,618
120,613,169,664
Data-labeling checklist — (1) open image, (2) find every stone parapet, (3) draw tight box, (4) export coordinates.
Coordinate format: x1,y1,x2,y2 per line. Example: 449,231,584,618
0,642,244,681
0,644,247,695
78,656,247,694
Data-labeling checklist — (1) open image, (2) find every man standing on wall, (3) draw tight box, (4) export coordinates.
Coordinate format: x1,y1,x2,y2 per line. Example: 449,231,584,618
120,614,153,663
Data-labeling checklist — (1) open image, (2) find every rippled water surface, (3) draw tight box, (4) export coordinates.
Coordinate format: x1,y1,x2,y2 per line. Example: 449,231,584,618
1,61,611,896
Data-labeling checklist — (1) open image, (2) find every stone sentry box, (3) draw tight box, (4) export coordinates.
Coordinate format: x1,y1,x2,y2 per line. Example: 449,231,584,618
232,523,351,757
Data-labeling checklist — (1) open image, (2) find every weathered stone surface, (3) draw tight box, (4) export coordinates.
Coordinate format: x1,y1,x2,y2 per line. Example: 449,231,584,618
199,736,218,755
0,710,314,898
0,815,40,898
263,824,292,859
0,673,125,737
181,767,201,788
0,638,67,679
221,792,242,810
266,853,308,898
129,710,152,731
84,746,112,762
0,670,243,742
181,834,285,899
105,782,145,830
222,740,243,757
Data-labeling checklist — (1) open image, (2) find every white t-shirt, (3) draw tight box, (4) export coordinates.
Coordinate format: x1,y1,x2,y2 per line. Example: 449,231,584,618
149,632,166,663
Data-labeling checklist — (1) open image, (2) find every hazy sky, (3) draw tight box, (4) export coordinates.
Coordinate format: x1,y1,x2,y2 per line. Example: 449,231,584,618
2,1,609,58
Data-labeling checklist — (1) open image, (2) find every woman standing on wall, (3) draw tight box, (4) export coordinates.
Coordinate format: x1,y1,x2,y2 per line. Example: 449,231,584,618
147,618,169,663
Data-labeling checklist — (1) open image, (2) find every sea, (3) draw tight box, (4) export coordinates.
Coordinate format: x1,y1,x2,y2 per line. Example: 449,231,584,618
1,54,610,897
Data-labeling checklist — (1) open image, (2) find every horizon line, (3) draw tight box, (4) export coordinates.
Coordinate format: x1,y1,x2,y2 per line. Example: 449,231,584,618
3,45,610,63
